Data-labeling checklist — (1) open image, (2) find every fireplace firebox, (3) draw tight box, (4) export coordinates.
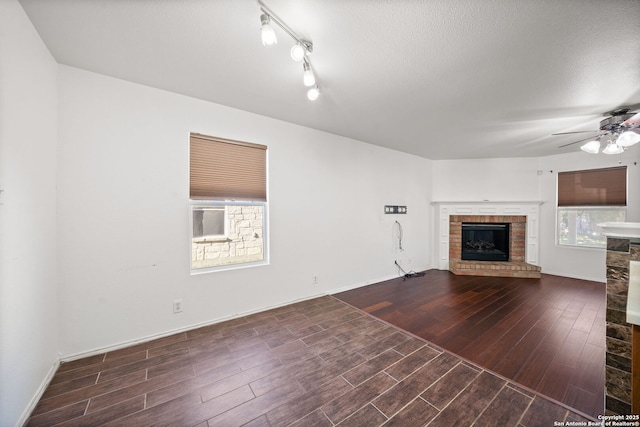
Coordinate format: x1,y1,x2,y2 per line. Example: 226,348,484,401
461,222,509,261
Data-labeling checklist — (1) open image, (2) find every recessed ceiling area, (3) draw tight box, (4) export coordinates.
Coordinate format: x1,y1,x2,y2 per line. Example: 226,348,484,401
19,0,640,159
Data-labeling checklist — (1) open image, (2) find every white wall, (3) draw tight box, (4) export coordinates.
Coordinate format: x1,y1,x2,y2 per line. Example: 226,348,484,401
431,153,640,282
538,151,640,281
0,1,59,426
430,157,541,269
431,157,541,202
57,66,433,357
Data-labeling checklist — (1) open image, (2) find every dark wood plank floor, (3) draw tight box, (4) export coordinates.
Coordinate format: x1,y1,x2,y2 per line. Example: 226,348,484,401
334,270,606,419
27,294,592,426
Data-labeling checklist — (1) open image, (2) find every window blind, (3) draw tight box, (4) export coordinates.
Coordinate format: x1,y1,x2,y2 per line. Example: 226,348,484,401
190,133,267,201
557,166,626,207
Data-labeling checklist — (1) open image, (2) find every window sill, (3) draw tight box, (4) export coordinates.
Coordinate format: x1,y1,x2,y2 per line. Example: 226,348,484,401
190,259,269,275
556,243,605,251
193,236,230,243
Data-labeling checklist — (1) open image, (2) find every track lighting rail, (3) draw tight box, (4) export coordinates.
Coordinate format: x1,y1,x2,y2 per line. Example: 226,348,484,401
259,2,312,54
258,0,320,101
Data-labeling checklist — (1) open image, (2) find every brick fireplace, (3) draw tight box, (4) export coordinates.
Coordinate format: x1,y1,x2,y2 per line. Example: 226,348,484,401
449,214,541,278
432,201,542,276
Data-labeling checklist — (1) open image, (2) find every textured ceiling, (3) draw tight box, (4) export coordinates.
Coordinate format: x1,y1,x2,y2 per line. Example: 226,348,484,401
19,0,640,159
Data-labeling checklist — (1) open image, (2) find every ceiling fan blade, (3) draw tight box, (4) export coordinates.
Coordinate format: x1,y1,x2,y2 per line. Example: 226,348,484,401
622,111,640,127
552,130,598,136
558,135,602,148
606,103,640,117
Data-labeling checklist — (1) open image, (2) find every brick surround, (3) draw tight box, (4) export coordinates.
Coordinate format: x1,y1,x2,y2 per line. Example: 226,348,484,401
449,215,541,278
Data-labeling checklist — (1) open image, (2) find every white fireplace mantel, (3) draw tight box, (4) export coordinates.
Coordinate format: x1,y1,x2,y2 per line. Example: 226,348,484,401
432,201,543,270
431,201,544,206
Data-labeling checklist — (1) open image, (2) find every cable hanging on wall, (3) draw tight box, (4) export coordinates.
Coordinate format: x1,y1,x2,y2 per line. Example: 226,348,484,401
395,220,404,251
258,0,321,101
393,220,425,280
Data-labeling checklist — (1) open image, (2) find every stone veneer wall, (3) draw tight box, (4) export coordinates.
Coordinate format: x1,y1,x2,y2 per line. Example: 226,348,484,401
192,205,264,268
605,236,640,415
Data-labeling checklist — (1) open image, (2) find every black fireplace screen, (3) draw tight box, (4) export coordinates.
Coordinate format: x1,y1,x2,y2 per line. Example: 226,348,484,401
461,223,509,261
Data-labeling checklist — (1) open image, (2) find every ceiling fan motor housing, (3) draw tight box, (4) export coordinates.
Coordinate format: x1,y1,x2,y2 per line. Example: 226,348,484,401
600,113,635,131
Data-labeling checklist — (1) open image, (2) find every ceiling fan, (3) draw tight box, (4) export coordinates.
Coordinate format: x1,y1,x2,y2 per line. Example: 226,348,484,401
553,107,640,154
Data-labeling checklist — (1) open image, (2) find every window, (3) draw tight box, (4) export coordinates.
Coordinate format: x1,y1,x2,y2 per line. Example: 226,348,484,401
557,207,626,247
557,166,626,248
190,133,267,271
192,206,226,240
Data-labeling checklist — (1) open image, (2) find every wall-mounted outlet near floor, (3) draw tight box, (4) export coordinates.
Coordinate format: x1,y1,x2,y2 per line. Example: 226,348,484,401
173,299,183,314
312,275,318,285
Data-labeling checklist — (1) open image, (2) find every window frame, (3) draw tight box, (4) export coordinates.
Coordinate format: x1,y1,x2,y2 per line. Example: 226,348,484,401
189,133,269,274
556,166,627,249
192,205,228,243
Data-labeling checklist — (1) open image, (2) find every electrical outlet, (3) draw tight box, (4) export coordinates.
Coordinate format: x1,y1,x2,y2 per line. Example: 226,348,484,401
173,299,183,314
312,275,318,285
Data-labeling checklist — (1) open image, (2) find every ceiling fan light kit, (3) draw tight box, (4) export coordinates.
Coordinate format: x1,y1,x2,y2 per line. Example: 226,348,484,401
580,140,601,154
602,142,625,155
258,1,320,101
559,109,640,155
618,130,640,147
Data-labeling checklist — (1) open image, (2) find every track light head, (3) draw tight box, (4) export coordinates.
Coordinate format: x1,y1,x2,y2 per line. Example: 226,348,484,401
291,44,305,61
307,84,320,101
260,14,277,46
290,41,312,62
259,3,322,100
303,61,315,87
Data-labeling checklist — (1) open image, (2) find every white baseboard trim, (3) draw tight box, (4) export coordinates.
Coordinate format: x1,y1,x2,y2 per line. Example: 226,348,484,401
539,269,606,284
59,292,329,362
328,265,433,295
16,359,60,427
328,275,398,295
60,266,433,363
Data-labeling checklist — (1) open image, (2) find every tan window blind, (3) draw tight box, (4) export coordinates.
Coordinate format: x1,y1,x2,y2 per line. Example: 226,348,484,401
557,166,626,207
190,133,267,201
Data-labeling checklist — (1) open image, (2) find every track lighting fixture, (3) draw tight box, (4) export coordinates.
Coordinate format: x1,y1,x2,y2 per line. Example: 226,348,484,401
258,1,320,100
